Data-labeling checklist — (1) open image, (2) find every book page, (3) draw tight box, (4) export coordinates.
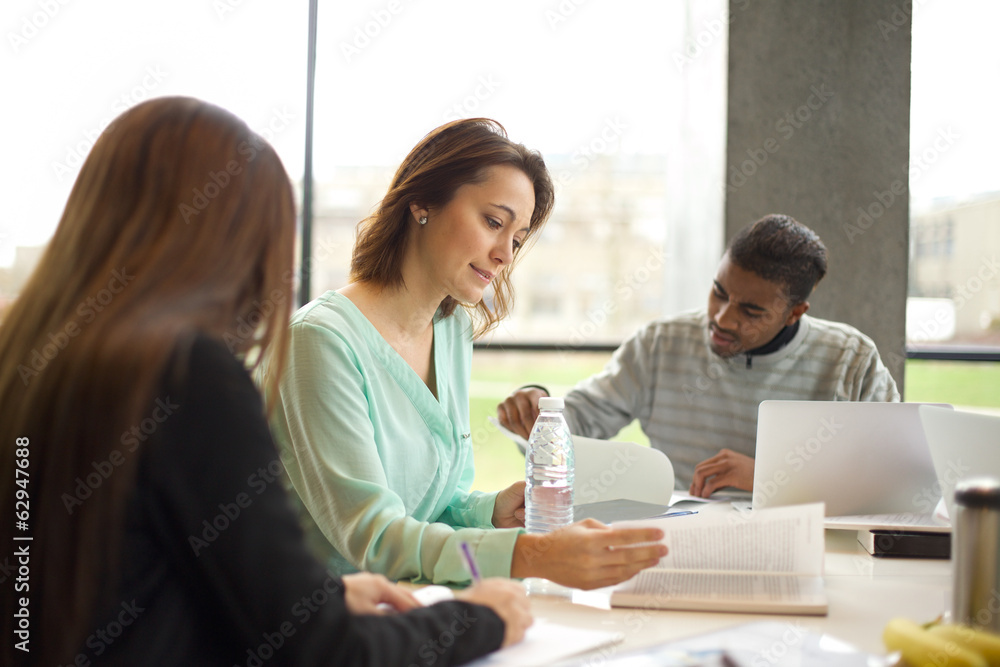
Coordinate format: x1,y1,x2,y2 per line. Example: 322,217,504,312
619,570,819,602
610,569,828,615
616,503,825,575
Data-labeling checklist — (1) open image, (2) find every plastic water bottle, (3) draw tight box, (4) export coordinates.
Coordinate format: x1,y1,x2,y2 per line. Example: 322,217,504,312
525,396,574,533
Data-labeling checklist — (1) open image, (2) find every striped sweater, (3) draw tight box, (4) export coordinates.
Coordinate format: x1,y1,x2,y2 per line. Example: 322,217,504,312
562,310,900,488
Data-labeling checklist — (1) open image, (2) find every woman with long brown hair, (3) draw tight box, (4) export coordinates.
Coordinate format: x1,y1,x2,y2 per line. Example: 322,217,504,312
267,118,667,589
0,97,529,666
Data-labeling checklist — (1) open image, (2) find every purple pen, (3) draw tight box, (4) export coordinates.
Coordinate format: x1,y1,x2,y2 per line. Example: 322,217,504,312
459,541,482,583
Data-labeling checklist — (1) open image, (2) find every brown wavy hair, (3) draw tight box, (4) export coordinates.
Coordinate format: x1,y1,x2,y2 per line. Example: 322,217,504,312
0,97,295,665
350,118,554,337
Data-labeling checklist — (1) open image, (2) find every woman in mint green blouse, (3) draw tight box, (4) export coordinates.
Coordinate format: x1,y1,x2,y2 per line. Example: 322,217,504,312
266,119,666,588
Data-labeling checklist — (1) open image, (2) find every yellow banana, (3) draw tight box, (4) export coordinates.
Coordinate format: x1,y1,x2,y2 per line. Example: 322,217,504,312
928,624,1000,667
883,617,988,667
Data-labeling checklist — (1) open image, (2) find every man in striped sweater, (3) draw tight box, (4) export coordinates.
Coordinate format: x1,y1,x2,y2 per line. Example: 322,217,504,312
497,214,899,498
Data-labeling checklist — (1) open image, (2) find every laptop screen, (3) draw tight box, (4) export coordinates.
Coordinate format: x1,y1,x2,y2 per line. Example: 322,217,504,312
753,400,948,517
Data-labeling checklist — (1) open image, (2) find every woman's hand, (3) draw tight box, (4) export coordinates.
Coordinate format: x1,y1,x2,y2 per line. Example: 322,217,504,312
689,448,755,498
493,481,526,528
510,519,667,590
455,578,532,648
341,572,421,614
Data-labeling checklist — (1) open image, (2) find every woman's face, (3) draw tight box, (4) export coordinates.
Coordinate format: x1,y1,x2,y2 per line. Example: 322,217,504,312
413,164,535,305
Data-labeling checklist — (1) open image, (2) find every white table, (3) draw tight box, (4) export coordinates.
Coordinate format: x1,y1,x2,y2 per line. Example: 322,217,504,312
522,529,950,660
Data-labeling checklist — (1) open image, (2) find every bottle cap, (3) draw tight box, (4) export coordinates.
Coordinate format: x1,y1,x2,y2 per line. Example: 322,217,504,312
955,477,1000,509
538,396,565,410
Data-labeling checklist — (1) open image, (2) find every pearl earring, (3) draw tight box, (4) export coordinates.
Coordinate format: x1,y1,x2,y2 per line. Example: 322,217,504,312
419,216,428,225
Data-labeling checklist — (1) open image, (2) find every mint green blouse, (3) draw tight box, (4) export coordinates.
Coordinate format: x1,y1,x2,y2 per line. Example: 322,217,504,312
266,291,521,584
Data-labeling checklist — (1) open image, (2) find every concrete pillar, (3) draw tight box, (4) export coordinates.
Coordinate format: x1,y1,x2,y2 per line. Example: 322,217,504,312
725,0,912,390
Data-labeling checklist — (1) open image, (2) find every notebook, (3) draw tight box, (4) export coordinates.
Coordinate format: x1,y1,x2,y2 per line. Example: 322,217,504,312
752,401,950,517
417,586,624,667
919,405,1000,521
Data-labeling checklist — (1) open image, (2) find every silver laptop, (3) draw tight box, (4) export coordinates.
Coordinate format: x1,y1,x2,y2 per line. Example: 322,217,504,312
752,401,950,516
919,405,1000,521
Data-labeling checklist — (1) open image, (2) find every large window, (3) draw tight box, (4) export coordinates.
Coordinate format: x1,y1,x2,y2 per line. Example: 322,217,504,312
5,3,997,352
0,0,308,306
4,5,997,487
309,0,728,344
907,1,1000,353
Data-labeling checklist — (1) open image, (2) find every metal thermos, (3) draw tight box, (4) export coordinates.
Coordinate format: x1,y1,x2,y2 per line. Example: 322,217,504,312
952,477,1000,632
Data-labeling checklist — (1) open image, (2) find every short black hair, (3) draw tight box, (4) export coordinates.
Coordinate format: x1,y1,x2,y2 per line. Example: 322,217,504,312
726,214,828,305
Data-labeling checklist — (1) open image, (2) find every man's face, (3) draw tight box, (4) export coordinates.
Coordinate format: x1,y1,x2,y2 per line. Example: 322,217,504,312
706,253,809,358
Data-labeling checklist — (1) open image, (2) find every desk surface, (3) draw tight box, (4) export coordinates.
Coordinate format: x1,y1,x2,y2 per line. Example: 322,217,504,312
523,528,949,659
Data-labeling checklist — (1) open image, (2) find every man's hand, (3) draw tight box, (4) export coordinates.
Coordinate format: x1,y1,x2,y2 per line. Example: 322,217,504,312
496,387,548,440
689,448,755,498
493,481,526,528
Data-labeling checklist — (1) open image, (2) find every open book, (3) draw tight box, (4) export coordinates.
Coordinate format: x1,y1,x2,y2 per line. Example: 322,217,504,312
610,503,828,616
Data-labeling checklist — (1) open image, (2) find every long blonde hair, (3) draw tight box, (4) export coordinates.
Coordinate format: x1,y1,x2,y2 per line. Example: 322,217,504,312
350,118,554,337
0,97,295,665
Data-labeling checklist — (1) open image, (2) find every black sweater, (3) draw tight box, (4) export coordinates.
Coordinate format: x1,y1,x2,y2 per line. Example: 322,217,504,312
81,336,504,666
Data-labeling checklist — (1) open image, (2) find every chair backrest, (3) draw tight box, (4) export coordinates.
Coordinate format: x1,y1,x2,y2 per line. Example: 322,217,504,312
490,416,675,505
572,436,675,505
